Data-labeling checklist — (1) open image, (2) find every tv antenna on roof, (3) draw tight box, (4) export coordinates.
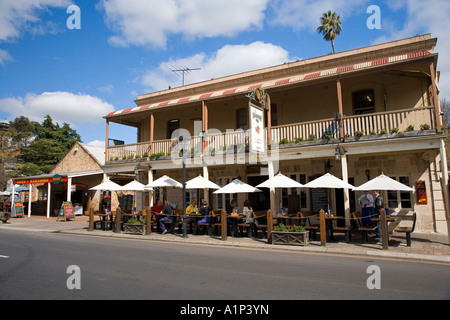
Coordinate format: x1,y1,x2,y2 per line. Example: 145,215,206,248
170,65,201,86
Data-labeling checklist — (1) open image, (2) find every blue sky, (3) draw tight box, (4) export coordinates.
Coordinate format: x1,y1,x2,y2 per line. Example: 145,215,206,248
0,0,448,147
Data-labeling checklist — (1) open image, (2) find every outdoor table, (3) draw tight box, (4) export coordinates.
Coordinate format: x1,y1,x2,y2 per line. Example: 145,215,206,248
315,215,339,241
272,214,294,226
187,213,203,234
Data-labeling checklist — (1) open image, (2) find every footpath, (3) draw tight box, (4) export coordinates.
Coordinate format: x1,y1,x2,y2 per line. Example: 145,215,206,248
1,215,449,264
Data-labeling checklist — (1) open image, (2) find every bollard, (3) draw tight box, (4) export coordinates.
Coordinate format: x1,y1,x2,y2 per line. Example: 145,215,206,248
88,207,94,231
145,209,152,235
320,209,326,247
267,209,273,243
381,208,389,250
221,210,227,241
115,208,121,233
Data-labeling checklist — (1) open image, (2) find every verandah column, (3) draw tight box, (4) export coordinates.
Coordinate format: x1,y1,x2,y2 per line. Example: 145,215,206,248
105,120,109,163
202,101,209,204
430,62,442,132
336,78,344,139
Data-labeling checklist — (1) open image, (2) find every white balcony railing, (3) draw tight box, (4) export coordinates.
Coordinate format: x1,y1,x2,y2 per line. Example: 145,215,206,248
106,106,437,161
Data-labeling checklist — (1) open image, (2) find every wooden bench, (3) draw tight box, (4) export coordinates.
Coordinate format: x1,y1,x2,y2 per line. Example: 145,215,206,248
299,212,320,240
237,215,253,238
394,212,416,247
352,212,377,243
162,210,183,233
332,220,352,244
252,211,268,238
196,212,214,236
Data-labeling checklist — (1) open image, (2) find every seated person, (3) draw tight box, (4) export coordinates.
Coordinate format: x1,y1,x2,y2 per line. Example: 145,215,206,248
151,199,164,213
159,200,174,234
226,199,238,235
185,200,198,214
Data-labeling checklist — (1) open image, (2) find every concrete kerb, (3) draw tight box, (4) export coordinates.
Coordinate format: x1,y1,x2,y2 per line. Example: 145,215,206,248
1,216,449,264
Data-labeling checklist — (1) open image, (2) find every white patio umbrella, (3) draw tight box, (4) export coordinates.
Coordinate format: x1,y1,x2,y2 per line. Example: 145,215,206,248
303,173,354,215
256,173,304,189
121,180,146,191
304,173,355,189
352,174,413,191
257,173,304,214
213,179,262,194
145,175,183,189
120,180,147,212
186,175,220,190
90,179,123,191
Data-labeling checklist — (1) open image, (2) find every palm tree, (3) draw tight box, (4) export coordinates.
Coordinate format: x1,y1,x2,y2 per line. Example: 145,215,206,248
317,11,342,54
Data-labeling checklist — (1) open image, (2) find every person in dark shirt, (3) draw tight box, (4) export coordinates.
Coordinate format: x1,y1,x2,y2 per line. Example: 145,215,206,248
159,201,174,234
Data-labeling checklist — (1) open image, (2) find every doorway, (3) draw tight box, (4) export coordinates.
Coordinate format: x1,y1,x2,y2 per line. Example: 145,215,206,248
247,176,270,211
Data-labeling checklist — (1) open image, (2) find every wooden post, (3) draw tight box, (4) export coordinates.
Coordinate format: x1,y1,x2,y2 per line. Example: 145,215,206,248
381,208,389,250
267,209,273,243
88,207,94,231
115,208,121,233
266,94,272,149
149,113,154,157
221,210,227,241
320,209,326,247
336,79,344,140
146,209,152,235
105,120,109,163
430,62,442,132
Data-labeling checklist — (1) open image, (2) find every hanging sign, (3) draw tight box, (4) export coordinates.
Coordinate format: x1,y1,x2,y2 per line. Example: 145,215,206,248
249,103,265,153
57,201,75,221
416,180,427,204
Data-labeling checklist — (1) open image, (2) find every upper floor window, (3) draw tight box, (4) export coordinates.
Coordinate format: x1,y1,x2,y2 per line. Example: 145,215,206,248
167,119,180,139
353,89,375,115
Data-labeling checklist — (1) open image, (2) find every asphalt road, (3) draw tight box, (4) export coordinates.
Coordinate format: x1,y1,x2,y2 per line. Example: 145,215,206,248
1,230,449,302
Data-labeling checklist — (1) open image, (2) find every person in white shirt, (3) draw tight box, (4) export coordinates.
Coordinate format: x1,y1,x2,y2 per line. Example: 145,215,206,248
359,191,374,226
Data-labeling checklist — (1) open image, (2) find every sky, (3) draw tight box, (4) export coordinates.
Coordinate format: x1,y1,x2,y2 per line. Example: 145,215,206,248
0,0,449,147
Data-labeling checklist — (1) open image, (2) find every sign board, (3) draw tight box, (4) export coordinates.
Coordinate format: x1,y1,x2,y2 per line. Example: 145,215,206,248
53,174,63,184
416,180,427,204
57,201,75,221
249,103,265,153
15,203,24,217
14,176,68,185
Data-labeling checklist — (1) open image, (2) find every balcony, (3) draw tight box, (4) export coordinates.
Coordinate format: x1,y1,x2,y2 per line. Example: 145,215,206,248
106,106,438,163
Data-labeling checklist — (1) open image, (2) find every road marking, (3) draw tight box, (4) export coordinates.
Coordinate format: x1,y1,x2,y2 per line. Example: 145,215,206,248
0,255,9,258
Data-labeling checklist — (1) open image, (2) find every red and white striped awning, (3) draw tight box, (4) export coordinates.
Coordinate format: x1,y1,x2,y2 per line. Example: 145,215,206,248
106,50,431,119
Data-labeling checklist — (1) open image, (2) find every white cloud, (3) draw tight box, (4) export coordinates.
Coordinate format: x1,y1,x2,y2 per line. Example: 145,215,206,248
140,41,292,91
99,0,269,48
0,92,115,127
269,0,369,31
0,48,12,65
0,0,71,41
85,140,105,148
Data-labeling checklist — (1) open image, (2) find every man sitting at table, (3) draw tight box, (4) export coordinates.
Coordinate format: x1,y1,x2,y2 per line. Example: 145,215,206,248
151,199,164,213
160,200,174,234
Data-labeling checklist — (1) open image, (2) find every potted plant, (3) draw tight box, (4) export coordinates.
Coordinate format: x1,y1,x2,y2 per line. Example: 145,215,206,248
124,218,146,235
271,224,309,246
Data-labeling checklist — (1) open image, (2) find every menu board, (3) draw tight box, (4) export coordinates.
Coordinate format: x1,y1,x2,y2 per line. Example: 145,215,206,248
57,201,75,221
311,188,329,213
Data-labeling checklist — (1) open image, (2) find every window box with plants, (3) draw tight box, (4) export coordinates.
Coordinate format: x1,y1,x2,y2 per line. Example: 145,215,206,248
124,218,146,235
271,224,309,246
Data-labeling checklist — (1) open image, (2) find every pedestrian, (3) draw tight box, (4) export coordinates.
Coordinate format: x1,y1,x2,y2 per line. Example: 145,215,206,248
159,200,174,234
373,190,383,237
359,191,374,226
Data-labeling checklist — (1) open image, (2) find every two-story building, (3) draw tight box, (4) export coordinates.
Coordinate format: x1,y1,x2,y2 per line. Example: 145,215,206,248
102,34,449,235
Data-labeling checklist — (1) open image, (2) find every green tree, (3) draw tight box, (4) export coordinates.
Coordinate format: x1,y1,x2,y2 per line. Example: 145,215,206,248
317,10,342,54
14,115,81,176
